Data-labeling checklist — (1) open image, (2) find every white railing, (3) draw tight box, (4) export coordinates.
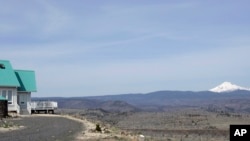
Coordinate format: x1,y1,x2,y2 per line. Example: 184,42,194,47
30,101,58,110
8,103,20,114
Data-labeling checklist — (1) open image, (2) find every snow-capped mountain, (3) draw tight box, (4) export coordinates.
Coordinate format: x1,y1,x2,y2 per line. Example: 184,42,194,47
210,82,250,93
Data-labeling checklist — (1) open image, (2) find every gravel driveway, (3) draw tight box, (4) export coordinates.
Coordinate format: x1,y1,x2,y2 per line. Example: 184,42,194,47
0,115,84,141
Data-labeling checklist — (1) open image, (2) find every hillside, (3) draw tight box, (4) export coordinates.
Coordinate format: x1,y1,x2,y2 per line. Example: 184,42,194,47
33,90,250,113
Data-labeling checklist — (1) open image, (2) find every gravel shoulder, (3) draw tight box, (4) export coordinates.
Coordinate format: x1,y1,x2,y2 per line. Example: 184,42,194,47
60,114,111,140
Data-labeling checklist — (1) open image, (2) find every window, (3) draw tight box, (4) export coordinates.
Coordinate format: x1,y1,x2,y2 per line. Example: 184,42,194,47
0,90,13,104
2,90,6,98
0,64,5,69
8,90,13,104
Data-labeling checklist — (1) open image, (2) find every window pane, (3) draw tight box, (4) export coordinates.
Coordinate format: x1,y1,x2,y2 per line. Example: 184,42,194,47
2,90,6,98
8,90,12,104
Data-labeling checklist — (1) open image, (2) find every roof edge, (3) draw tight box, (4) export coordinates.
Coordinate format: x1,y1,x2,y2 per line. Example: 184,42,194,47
0,60,11,62
15,69,35,72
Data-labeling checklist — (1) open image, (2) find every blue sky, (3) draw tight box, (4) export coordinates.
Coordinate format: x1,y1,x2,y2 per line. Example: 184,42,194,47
1,0,250,97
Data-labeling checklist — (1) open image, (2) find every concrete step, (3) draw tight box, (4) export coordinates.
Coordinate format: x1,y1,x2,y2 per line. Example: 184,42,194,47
20,109,30,115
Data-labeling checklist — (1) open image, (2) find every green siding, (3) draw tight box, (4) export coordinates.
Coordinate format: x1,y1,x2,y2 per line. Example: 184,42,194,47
0,60,20,87
15,70,37,92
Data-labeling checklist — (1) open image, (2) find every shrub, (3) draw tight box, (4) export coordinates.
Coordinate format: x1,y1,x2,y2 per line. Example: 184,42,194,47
96,124,102,132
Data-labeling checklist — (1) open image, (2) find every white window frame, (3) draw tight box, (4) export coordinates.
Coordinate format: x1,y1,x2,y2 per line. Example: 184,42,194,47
0,89,13,105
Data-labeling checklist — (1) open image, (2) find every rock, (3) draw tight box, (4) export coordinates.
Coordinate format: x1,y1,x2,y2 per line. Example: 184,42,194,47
138,134,145,141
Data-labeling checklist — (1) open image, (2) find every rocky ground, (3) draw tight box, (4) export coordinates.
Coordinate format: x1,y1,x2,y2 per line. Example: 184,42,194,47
57,108,250,141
